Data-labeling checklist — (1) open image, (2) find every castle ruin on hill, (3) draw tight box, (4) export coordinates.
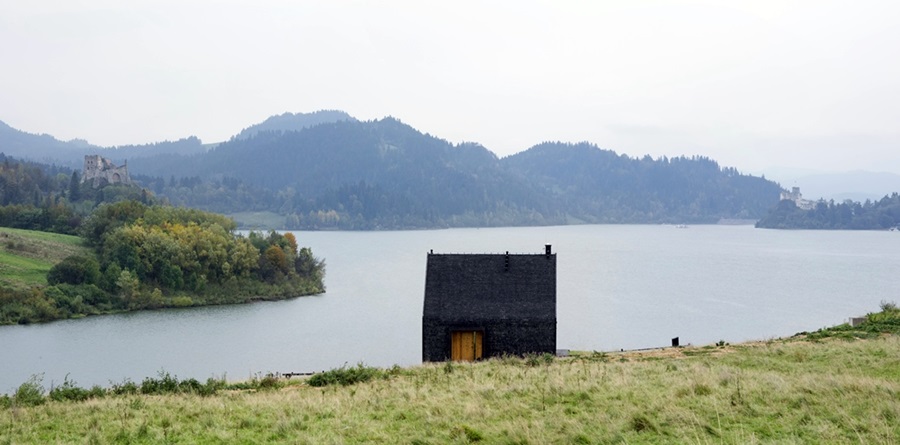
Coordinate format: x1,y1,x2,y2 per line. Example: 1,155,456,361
780,186,815,210
82,155,132,188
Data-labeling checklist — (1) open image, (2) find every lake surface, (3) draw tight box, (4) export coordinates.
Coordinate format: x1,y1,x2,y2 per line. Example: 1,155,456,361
2,224,899,392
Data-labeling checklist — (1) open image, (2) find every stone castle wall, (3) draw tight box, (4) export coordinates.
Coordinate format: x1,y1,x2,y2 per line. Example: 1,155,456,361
82,155,131,188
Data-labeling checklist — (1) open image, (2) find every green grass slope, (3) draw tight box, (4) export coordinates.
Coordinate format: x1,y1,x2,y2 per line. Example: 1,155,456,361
0,228,91,289
2,309,898,444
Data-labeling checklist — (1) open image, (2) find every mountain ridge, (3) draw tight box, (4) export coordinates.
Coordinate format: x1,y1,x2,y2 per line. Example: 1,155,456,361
234,110,356,140
1,112,783,229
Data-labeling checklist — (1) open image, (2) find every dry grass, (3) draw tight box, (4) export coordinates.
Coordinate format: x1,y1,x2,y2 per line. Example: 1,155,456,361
2,335,898,444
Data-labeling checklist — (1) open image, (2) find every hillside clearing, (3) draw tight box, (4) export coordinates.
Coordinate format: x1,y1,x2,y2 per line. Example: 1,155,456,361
0,228,90,288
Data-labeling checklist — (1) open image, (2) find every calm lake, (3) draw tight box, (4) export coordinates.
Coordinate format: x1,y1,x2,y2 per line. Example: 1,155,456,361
2,224,899,392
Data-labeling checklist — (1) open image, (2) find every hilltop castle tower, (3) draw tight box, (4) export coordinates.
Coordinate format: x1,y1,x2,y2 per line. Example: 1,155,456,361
82,155,132,188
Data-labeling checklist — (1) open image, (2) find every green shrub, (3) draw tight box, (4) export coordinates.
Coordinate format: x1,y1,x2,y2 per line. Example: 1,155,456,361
307,364,383,387
257,375,282,391
223,375,281,392
140,371,180,395
177,378,203,394
87,385,105,399
136,372,221,396
110,379,138,395
198,378,225,396
47,255,100,285
14,375,45,407
49,375,99,402
171,296,193,307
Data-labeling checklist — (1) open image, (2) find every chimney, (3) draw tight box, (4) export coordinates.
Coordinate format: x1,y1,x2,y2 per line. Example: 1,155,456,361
545,244,552,257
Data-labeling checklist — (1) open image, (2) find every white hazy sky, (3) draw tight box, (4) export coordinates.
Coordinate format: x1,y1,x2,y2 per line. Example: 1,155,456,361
2,1,900,176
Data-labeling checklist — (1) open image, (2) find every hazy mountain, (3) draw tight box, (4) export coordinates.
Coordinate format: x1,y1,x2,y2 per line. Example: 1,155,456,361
1,113,786,228
234,110,356,140
503,143,781,223
131,118,561,227
125,119,782,227
0,120,205,169
0,120,94,167
106,137,207,161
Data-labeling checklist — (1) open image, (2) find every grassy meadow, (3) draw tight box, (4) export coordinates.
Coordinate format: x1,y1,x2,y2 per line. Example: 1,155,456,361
2,323,898,444
0,228,91,289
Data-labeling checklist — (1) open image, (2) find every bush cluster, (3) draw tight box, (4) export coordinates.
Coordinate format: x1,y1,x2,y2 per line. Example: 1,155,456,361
49,376,105,402
307,364,387,387
137,372,224,397
0,372,231,407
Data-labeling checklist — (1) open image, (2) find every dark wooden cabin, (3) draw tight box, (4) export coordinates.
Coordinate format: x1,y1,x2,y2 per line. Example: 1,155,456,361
422,245,556,362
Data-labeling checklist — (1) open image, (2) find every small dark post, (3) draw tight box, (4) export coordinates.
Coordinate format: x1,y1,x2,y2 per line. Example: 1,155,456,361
671,337,679,347
504,251,509,271
545,244,552,257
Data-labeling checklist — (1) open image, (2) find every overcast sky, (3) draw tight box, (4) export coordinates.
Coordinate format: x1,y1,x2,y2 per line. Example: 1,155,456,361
2,1,899,176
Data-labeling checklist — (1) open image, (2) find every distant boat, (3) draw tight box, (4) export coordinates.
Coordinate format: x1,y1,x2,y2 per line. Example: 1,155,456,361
674,224,688,229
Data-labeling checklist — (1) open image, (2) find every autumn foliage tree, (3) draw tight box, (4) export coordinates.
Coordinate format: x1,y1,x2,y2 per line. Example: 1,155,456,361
80,201,324,301
0,200,326,324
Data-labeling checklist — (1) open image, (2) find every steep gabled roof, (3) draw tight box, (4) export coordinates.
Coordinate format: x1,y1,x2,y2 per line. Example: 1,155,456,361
424,251,556,323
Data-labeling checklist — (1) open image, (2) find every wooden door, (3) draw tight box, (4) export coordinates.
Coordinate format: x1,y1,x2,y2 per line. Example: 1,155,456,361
451,330,483,361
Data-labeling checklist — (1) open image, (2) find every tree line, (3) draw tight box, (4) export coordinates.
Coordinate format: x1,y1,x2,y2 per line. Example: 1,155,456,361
756,193,900,230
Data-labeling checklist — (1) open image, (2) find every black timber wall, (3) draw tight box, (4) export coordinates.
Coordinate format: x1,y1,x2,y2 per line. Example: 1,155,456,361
422,251,556,361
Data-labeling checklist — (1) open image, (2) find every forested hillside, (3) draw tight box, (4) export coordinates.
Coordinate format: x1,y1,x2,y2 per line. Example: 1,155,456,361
503,142,780,223
2,113,785,229
0,154,82,233
0,153,153,234
127,119,781,228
